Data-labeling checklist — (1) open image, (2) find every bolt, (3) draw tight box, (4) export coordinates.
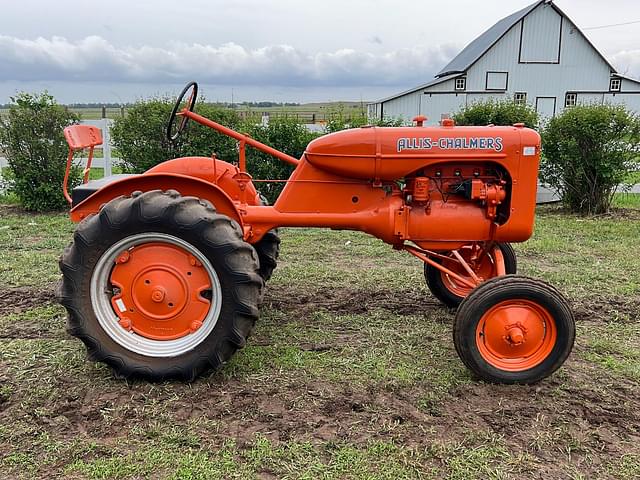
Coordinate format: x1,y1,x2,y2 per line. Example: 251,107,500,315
507,327,525,345
189,256,202,267
190,320,203,333
116,251,130,264
151,288,165,303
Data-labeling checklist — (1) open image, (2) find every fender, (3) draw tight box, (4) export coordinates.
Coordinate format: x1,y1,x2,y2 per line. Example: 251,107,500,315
70,173,243,228
146,157,260,205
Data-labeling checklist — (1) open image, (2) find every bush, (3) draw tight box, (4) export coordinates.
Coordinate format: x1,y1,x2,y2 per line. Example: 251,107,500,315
540,104,640,215
453,99,538,128
111,98,241,173
0,92,80,211
242,116,320,203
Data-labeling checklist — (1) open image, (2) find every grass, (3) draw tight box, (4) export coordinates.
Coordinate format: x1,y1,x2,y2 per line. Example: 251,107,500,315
0,195,639,478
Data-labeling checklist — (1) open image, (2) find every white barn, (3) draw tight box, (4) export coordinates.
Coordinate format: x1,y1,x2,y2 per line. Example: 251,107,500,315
368,0,640,124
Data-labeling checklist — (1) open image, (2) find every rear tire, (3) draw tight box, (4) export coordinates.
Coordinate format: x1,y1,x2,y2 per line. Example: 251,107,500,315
253,194,280,282
453,275,575,384
58,190,263,381
254,230,280,281
425,243,517,308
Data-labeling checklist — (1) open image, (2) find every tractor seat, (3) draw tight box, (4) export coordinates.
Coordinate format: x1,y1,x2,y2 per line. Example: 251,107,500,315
72,174,138,207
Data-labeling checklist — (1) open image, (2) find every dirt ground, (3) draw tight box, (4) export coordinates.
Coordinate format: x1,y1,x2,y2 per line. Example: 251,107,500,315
1,206,639,479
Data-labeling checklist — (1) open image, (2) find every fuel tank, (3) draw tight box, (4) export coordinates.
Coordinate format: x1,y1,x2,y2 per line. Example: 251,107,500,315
304,124,540,180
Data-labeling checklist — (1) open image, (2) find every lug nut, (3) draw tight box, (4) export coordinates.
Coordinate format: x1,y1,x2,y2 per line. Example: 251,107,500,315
116,251,130,264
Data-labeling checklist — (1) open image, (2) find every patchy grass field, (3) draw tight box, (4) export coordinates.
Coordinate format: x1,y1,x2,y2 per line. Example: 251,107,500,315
0,197,639,479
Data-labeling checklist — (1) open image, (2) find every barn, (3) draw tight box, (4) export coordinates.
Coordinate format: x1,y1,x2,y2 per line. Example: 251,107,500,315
368,0,640,123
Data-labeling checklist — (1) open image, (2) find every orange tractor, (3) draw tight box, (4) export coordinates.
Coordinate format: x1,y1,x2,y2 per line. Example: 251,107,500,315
58,82,574,384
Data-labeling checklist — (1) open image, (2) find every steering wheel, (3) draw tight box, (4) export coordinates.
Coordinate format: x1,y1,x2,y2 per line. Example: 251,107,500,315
167,81,198,141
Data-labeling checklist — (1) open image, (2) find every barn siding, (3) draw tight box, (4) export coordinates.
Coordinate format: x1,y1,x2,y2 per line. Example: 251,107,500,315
420,93,467,124
380,91,421,121
466,6,611,100
604,93,640,107
621,79,640,92
577,93,604,105
519,3,562,62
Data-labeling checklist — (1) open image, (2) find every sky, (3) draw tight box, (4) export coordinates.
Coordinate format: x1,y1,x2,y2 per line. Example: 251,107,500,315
0,0,638,104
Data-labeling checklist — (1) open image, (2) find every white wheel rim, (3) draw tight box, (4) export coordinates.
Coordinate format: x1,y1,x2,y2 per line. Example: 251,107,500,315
90,233,222,358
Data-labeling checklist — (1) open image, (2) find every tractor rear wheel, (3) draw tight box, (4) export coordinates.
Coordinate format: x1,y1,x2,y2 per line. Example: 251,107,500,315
254,230,280,281
253,194,280,282
453,275,575,384
425,242,516,308
58,190,262,381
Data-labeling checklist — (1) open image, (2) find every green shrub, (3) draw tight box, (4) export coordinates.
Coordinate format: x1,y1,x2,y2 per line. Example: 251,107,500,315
453,99,538,128
110,98,241,173
540,104,640,215
0,92,80,211
241,116,320,203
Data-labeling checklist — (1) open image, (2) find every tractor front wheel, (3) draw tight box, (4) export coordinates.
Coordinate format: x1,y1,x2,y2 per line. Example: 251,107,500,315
425,242,517,308
453,275,575,384
58,190,263,381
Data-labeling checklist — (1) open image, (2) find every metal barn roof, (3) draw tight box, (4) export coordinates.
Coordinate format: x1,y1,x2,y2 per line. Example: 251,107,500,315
613,73,640,85
436,1,544,77
375,73,462,104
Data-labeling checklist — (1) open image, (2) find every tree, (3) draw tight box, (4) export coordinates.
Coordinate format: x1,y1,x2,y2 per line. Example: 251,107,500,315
453,99,538,128
540,104,640,215
0,92,80,211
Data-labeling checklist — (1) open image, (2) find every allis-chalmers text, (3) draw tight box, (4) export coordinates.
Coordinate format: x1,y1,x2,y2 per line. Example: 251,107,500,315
397,136,504,152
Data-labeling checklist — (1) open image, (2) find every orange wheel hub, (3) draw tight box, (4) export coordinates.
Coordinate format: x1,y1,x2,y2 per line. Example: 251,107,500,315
475,300,557,371
109,242,212,340
441,245,501,297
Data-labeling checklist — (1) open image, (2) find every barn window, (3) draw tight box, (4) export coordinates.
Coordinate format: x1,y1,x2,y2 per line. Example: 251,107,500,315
486,72,508,91
514,92,527,105
455,78,466,91
565,92,577,107
610,78,621,92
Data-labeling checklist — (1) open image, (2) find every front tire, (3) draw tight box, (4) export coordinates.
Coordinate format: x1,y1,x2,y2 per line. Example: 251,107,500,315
58,190,262,381
453,275,575,384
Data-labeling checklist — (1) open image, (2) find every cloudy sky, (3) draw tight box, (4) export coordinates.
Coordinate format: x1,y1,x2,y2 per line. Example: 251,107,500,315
0,0,638,104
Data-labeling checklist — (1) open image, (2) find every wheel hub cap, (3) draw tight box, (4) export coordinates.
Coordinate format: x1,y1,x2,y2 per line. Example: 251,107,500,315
476,300,557,371
110,242,211,340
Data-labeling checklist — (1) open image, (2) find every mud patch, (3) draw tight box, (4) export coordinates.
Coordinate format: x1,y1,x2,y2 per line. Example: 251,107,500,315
0,285,56,316
3,355,638,480
263,284,443,316
573,295,640,323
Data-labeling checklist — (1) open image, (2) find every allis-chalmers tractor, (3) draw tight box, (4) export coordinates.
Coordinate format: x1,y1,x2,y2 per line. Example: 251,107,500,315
59,82,574,384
